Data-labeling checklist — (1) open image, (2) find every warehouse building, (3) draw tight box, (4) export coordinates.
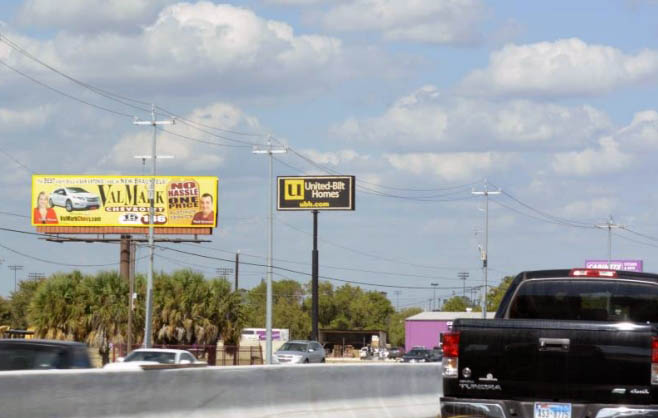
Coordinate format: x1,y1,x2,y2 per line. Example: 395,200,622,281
404,311,494,351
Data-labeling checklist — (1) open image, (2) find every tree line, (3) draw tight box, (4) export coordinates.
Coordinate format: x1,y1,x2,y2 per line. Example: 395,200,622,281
0,269,513,363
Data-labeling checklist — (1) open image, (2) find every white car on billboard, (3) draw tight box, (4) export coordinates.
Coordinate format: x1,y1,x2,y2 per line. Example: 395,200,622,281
49,187,101,212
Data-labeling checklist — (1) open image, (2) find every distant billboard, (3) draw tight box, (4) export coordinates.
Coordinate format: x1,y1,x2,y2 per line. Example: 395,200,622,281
585,260,643,272
32,175,218,228
277,176,355,211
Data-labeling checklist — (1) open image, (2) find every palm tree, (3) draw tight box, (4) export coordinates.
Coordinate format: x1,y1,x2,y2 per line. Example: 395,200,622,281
152,270,219,345
28,271,87,341
81,271,129,365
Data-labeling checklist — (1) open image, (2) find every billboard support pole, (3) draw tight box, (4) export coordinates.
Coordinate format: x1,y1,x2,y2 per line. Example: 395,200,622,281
127,239,135,353
134,104,174,348
119,235,131,281
311,210,319,341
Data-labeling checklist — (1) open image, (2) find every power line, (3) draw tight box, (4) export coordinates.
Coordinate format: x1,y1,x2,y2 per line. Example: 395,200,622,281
0,241,130,267
0,33,152,113
0,147,35,173
497,189,596,229
160,127,253,148
282,150,477,201
176,242,471,281
0,58,135,118
275,217,474,271
154,245,464,290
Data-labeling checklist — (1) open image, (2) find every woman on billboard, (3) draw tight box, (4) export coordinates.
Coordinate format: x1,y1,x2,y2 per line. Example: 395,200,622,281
33,191,58,224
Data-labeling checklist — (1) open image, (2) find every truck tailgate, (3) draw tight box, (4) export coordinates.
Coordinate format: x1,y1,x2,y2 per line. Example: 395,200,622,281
447,318,657,404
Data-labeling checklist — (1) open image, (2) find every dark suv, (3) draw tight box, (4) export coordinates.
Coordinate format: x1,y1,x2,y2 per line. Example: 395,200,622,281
0,339,92,370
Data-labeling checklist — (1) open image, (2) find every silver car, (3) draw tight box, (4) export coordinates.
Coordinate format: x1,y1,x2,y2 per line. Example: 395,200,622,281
49,187,101,212
273,340,325,364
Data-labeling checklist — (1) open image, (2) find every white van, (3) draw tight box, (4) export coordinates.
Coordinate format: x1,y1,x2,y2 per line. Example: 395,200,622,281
241,328,290,342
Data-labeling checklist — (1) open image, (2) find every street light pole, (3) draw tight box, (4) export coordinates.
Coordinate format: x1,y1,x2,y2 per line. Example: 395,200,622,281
252,137,287,364
430,282,438,311
133,104,174,348
472,180,500,319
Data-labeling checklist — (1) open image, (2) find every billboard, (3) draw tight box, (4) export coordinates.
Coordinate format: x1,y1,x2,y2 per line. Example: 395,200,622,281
277,176,355,211
32,175,218,228
585,260,643,272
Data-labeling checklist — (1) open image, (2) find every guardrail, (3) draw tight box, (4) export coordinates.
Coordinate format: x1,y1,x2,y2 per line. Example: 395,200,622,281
0,363,442,418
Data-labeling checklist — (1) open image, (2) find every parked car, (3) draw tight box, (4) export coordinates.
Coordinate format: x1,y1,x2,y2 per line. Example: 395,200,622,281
401,347,432,363
0,339,92,370
429,346,443,362
273,340,325,364
49,187,101,212
387,346,405,359
103,348,204,370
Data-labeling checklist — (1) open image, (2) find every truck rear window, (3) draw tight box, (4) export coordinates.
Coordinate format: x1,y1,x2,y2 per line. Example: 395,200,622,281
507,279,658,323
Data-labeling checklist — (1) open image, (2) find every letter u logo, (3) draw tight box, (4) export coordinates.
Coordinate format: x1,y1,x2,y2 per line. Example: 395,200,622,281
284,179,304,200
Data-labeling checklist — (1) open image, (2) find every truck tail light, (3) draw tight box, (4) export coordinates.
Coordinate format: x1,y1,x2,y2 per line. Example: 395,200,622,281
569,269,617,278
442,332,460,378
651,337,658,385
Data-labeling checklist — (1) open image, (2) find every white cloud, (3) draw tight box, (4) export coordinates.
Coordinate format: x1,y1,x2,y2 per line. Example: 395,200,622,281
321,0,484,45
301,149,361,166
17,0,177,33
0,105,53,132
551,137,633,176
263,0,325,4
560,198,617,219
104,102,261,171
4,2,345,96
615,110,658,149
384,152,514,181
461,38,658,97
331,85,611,149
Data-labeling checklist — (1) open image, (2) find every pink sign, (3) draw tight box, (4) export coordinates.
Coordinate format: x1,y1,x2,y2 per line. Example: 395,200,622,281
585,260,643,272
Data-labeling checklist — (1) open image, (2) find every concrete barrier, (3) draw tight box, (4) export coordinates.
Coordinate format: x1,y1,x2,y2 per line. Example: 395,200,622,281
0,363,442,418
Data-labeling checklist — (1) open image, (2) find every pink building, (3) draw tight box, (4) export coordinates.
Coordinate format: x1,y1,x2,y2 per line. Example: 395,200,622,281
404,311,494,351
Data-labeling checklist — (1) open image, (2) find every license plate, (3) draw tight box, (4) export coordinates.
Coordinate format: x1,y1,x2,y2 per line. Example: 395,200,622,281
534,403,571,418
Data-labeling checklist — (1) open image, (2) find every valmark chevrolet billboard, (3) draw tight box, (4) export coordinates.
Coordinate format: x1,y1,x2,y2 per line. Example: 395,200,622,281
277,176,355,211
32,175,218,228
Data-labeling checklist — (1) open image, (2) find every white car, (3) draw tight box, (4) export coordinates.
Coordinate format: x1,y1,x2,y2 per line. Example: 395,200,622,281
49,187,101,212
103,348,204,370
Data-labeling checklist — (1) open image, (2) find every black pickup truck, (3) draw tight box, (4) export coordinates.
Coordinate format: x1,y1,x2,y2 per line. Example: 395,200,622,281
440,268,658,418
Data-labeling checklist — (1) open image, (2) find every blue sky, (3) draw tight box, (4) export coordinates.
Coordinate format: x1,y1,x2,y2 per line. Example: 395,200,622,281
1,0,658,310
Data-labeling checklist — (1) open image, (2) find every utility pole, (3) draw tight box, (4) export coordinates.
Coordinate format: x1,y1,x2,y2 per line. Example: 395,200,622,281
394,290,401,311
458,272,469,300
9,265,23,293
27,273,45,282
133,104,175,348
595,215,624,266
234,250,240,292
217,267,233,279
430,282,438,311
472,179,500,319
252,137,287,364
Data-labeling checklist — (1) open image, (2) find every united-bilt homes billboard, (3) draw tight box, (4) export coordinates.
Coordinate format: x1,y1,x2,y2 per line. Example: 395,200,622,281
32,175,218,228
277,176,355,210
585,260,643,272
